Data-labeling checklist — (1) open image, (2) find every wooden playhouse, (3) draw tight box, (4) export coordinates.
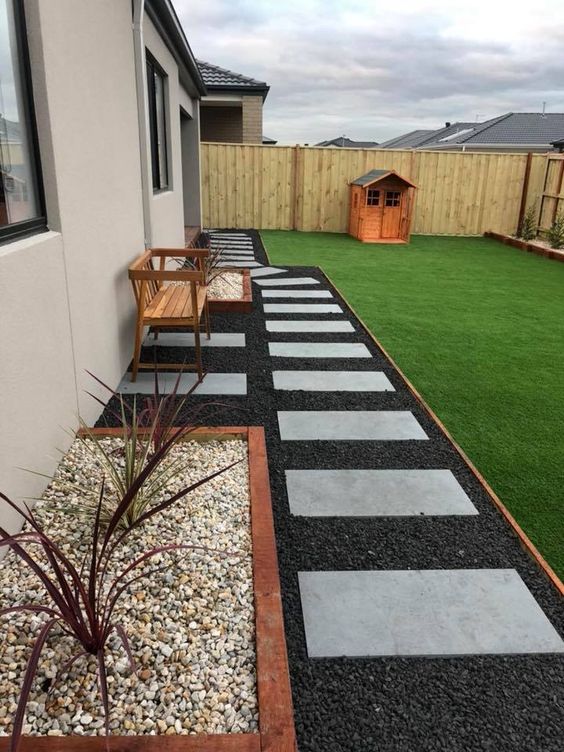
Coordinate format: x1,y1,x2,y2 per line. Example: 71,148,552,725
348,169,417,243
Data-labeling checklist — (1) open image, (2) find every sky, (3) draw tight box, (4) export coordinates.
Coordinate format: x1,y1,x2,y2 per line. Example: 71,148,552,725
175,0,564,145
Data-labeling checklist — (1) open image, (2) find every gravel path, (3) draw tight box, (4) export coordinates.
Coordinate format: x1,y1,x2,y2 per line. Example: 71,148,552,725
98,229,564,752
0,438,257,737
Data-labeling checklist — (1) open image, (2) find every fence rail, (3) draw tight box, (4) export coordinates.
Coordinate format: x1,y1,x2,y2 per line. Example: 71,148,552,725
201,143,550,236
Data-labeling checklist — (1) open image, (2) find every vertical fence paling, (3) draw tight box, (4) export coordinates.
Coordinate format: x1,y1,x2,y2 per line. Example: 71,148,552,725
201,143,554,235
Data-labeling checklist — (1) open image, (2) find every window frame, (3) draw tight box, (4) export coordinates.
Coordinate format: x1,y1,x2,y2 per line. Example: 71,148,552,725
146,51,169,193
366,188,380,206
385,191,401,207
0,0,47,245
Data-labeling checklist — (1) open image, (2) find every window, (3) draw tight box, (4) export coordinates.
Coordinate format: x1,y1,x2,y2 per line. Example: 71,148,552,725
146,53,168,192
385,191,401,207
366,188,380,206
0,0,45,243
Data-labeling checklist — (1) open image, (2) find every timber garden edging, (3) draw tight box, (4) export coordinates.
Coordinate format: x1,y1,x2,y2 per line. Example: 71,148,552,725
0,427,296,752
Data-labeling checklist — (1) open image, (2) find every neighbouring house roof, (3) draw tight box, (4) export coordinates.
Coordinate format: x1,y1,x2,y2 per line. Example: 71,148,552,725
146,0,207,96
197,60,270,99
316,136,379,148
551,137,564,152
351,169,416,188
378,129,436,149
381,113,564,150
262,135,277,144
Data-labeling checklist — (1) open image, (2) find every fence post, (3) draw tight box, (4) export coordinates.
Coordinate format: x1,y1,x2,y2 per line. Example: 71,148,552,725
291,145,300,231
516,152,533,234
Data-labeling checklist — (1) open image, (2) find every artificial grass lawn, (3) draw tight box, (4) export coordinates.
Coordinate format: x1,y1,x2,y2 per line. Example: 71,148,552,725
262,231,564,579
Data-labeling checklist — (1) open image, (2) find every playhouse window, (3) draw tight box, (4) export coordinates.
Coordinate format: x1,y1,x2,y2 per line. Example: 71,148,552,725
385,191,401,207
366,189,380,206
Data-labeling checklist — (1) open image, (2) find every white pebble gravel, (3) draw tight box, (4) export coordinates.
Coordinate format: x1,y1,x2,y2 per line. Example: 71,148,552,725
207,273,244,300
0,438,257,737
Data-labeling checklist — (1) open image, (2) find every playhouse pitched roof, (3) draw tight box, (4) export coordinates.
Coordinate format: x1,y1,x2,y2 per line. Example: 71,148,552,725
351,169,416,188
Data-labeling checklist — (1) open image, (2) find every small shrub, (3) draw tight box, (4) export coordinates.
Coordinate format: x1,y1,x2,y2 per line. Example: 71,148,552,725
0,461,237,750
517,203,537,241
547,213,564,249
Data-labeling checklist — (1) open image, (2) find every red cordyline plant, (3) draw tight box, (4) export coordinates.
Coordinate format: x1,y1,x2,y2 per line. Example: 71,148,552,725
0,430,239,751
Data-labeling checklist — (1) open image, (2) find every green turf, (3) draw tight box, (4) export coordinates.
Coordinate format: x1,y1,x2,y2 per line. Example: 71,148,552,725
262,231,564,578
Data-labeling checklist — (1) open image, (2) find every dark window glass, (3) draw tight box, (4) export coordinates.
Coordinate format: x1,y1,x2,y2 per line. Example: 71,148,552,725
146,53,168,191
0,0,45,243
366,188,380,206
385,191,401,207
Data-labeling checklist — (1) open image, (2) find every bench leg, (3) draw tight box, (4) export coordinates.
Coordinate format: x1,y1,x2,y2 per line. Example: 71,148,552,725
131,320,144,382
193,324,203,381
204,299,211,339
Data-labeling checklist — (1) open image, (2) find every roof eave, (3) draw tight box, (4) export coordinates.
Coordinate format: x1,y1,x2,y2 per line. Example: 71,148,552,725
204,83,270,101
146,0,207,97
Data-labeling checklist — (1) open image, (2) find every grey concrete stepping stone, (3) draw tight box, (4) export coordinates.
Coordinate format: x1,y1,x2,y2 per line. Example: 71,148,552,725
273,370,393,392
142,332,245,348
251,267,288,278
262,289,333,298
264,303,342,314
285,469,476,516
219,256,257,262
267,320,353,333
254,277,320,286
213,245,254,251
118,372,246,395
278,410,428,440
269,342,371,358
217,261,262,268
218,251,255,256
298,569,564,657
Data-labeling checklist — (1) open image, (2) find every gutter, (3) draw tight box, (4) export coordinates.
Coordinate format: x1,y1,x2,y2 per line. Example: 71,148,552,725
132,0,152,248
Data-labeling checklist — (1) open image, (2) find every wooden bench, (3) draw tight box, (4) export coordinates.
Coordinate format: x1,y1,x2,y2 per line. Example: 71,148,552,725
128,248,210,382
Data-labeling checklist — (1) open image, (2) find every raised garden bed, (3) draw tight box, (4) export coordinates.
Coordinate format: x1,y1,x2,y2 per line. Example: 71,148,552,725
0,427,294,751
208,271,252,314
484,231,564,262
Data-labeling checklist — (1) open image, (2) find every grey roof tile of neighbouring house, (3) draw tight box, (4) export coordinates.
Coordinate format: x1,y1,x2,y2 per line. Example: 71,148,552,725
381,113,564,149
316,136,379,148
197,60,269,97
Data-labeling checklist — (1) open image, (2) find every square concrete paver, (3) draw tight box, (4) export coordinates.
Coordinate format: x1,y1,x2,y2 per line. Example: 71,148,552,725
266,320,354,333
218,261,262,268
273,370,393,392
250,267,288,278
262,290,333,298
269,342,371,358
118,372,246,395
278,411,428,440
298,569,564,657
254,277,320,286
264,303,343,314
285,469,477,516
142,332,245,348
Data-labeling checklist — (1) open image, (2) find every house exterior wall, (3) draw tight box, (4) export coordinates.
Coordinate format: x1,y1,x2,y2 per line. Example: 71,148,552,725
200,105,243,143
0,0,202,535
242,95,263,144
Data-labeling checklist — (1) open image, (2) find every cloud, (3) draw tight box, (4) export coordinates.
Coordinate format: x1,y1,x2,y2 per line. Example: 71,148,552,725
175,0,564,144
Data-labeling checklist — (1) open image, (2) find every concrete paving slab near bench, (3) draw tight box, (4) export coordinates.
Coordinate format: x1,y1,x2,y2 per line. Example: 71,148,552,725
285,469,476,516
269,342,371,358
273,370,393,392
118,372,247,395
254,277,320,286
142,332,245,348
251,267,288,278
218,261,262,268
266,320,354,333
264,303,343,314
219,256,257,262
262,290,333,298
298,569,564,657
278,410,428,440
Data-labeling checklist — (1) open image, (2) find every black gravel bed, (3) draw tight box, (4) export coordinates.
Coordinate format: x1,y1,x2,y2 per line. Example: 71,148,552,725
98,232,564,752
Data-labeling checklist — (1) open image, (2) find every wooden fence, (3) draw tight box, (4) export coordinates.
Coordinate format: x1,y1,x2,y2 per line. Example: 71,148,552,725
201,143,549,236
